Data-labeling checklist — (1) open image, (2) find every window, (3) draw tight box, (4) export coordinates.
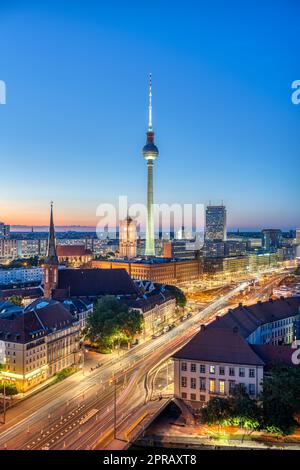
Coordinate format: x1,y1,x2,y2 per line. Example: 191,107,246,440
219,366,225,375
249,369,255,378
190,363,196,373
200,395,206,402
229,367,235,377
200,364,206,374
190,393,196,401
181,362,187,371
181,392,187,399
200,378,206,391
249,383,256,396
219,380,225,395
239,368,245,378
229,381,235,393
209,379,215,393
209,365,215,374
181,377,187,388
191,378,196,389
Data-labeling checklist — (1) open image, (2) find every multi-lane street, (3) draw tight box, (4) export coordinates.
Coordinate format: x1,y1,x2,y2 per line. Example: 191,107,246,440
0,272,287,450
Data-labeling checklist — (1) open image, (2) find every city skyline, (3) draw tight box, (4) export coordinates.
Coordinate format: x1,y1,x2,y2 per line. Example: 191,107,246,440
1,1,299,230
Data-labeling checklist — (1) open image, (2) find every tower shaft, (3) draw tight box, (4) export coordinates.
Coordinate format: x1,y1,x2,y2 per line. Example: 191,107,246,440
145,160,155,256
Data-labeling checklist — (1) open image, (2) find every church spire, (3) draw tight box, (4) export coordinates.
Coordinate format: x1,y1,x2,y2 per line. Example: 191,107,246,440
46,201,58,264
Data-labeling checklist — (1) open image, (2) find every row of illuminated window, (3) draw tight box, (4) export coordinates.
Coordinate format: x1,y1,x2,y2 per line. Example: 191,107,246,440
181,377,256,396
261,317,294,331
26,345,46,355
26,360,46,371
181,362,256,378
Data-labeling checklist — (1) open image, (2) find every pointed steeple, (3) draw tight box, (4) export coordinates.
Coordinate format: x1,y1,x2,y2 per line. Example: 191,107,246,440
45,201,58,265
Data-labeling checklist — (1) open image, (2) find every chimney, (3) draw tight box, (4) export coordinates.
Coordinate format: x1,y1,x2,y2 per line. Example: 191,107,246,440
239,302,243,307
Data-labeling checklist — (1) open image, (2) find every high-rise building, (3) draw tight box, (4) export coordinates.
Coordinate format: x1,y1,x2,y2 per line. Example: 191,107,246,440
119,216,137,259
205,205,227,242
142,74,159,257
0,222,10,239
262,229,282,252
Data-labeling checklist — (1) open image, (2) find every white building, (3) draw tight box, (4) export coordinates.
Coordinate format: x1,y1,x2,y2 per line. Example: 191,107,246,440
174,326,264,406
173,297,300,409
0,267,43,286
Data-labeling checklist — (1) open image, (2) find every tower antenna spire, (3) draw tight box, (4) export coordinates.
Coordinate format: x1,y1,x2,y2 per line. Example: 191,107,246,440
148,73,152,131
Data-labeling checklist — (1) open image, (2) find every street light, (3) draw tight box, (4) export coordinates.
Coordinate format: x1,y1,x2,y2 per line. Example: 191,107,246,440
109,375,117,440
1,379,6,424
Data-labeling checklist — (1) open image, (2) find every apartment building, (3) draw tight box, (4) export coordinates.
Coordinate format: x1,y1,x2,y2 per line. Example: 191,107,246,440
0,299,84,391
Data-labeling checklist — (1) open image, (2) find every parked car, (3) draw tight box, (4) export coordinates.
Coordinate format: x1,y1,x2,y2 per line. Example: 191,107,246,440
152,331,162,339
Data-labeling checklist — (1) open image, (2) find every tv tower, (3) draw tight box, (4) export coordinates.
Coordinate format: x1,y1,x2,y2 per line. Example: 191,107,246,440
142,74,159,256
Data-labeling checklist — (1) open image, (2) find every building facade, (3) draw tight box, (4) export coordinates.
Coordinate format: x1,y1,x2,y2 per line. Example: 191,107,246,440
0,267,43,286
56,244,92,266
205,205,227,242
91,258,203,285
0,300,82,392
119,217,137,259
262,229,282,252
0,222,10,239
124,291,176,336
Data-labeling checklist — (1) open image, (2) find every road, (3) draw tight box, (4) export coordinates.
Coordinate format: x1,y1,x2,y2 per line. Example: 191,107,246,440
0,273,286,450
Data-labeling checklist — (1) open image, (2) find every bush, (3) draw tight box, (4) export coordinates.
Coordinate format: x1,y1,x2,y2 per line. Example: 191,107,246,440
52,367,76,384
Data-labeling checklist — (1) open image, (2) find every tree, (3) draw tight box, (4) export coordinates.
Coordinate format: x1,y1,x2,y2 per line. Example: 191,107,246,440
9,295,23,307
200,396,232,426
228,385,262,440
0,382,18,397
260,364,300,435
295,266,300,276
85,296,144,352
165,285,187,308
200,385,261,439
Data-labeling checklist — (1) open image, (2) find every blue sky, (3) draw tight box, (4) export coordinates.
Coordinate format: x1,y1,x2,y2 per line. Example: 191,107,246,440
0,0,299,230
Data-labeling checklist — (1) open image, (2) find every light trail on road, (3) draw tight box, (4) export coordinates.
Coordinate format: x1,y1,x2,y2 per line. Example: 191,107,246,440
0,275,286,450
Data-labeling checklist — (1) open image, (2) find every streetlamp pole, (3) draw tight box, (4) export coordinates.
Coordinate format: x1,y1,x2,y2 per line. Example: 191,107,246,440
113,377,117,439
2,380,6,425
